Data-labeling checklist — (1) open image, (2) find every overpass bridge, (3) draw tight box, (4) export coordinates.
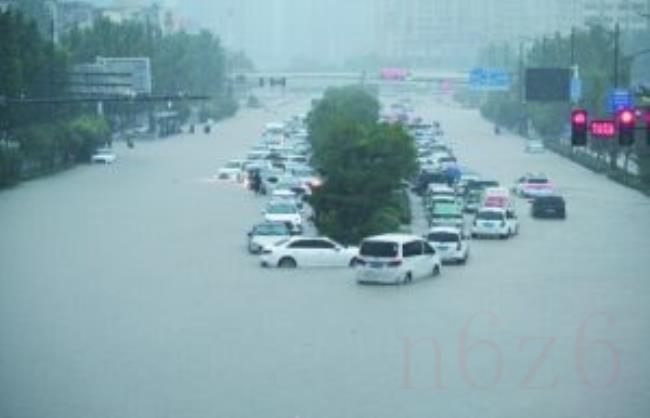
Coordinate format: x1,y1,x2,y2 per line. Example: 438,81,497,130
236,70,472,96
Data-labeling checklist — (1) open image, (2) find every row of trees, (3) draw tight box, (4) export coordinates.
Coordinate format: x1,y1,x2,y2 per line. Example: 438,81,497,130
479,24,631,137
63,17,238,121
307,86,418,244
1,2,244,188
476,24,649,192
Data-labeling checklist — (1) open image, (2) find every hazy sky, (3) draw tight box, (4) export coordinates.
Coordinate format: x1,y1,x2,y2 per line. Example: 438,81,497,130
85,0,377,69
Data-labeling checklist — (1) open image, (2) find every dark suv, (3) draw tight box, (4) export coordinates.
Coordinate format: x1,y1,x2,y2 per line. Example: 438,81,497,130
531,195,566,219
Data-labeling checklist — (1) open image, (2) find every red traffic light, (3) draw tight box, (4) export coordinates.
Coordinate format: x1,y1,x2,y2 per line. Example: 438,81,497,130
618,109,635,125
572,109,587,125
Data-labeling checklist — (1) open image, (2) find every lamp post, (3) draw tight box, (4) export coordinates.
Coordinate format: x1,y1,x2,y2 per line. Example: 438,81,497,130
518,37,534,137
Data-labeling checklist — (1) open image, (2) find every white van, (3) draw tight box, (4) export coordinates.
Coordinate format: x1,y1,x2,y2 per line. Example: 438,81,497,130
355,234,441,285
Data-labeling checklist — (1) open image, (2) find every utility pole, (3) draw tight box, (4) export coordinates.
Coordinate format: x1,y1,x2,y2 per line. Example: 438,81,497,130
519,41,524,104
610,22,621,172
614,22,620,88
570,27,576,66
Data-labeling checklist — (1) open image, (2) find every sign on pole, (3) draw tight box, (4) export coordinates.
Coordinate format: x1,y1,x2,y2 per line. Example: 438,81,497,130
570,76,582,103
606,89,634,114
469,68,511,91
525,68,572,102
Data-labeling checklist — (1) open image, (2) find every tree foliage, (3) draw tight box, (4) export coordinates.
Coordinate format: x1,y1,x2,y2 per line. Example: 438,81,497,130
1,7,242,187
307,86,417,244
0,10,69,130
477,24,650,192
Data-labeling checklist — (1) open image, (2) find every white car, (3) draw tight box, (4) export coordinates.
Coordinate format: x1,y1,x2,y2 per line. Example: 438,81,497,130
513,173,554,199
247,222,292,254
525,140,545,153
289,166,322,190
262,201,303,233
426,184,455,197
425,227,470,264
471,207,519,239
260,237,358,268
218,159,245,181
271,188,304,209
91,148,116,164
428,195,458,209
355,234,441,285
259,168,285,194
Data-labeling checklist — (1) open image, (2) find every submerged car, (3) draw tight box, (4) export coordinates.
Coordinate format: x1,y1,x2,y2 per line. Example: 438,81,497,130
247,222,292,254
471,207,519,239
513,173,554,198
531,195,566,219
91,148,117,164
425,227,470,264
218,159,245,181
525,139,545,153
355,234,441,285
260,237,358,268
262,201,303,233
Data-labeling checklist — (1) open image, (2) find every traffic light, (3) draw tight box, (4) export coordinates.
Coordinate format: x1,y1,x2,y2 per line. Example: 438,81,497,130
617,108,635,146
571,109,588,146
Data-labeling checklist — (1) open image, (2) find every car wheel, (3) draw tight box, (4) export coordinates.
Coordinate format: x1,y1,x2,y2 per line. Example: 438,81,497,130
432,265,441,276
278,257,297,268
349,258,358,267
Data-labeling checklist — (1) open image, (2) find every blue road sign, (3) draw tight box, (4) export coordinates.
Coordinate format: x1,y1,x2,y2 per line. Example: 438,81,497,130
606,89,634,114
570,76,582,103
469,68,511,91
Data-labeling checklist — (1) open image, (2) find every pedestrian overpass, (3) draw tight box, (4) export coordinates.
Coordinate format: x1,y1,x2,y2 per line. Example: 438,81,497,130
238,70,471,95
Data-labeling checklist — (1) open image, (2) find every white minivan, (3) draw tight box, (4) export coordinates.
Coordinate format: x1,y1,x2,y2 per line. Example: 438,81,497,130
355,234,441,285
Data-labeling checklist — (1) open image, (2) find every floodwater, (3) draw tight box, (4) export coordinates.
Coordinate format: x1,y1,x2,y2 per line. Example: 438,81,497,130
1,94,650,418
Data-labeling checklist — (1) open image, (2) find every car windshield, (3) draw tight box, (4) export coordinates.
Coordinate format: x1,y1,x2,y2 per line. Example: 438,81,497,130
477,211,504,221
254,223,289,236
427,232,460,243
433,211,462,219
293,168,314,177
537,196,564,204
266,203,296,214
528,178,549,184
360,241,399,258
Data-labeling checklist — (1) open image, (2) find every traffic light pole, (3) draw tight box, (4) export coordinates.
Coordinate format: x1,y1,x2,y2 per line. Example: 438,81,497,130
614,22,620,89
609,22,621,172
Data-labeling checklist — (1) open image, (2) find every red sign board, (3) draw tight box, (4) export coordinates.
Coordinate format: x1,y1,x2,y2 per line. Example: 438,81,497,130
590,120,616,138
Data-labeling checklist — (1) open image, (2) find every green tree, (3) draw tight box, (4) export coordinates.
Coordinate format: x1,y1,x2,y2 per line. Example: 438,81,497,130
307,86,417,244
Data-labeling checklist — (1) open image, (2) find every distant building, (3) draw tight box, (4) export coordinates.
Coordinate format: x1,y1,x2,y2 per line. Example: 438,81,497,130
99,3,182,35
58,1,96,33
374,0,650,69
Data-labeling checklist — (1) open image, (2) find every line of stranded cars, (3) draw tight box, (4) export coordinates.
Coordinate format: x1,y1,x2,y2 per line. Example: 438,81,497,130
220,109,567,285
218,118,360,268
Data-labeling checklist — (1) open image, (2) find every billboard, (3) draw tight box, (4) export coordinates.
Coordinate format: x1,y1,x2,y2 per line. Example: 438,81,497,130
69,57,152,96
380,68,409,81
525,68,571,102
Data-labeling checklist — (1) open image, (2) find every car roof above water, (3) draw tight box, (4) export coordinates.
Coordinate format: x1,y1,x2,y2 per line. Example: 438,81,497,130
361,233,424,244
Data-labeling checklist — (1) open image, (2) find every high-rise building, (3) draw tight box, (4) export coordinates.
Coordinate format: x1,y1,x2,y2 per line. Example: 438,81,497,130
374,0,650,68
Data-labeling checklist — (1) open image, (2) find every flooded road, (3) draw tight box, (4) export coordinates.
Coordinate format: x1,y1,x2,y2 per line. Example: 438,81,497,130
1,94,650,418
